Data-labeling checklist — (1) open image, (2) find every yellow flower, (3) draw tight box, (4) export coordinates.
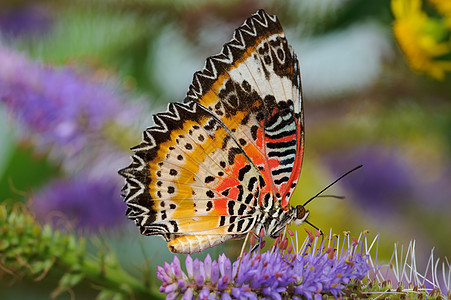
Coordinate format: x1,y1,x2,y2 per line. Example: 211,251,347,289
429,0,451,29
429,0,451,19
392,0,451,80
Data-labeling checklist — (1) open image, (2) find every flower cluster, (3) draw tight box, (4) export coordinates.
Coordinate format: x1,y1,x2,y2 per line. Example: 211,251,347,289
158,229,451,299
0,45,147,231
158,231,372,299
0,46,138,163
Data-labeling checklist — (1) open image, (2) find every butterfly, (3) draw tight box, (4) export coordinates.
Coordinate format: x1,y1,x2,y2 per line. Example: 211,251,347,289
119,9,309,254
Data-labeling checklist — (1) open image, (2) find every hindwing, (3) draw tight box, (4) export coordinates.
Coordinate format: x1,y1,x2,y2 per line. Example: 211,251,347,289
120,101,263,239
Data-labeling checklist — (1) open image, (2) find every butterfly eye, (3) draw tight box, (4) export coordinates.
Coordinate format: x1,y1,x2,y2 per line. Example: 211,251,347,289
293,205,309,226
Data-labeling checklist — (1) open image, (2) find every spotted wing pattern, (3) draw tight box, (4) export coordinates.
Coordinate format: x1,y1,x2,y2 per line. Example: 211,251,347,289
119,10,304,253
120,101,264,252
184,9,303,207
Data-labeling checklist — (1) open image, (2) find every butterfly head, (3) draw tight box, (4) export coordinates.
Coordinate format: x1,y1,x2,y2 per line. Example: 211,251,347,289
293,205,309,227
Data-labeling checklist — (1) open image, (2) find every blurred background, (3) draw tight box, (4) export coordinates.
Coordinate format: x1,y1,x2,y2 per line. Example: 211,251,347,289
1,0,451,298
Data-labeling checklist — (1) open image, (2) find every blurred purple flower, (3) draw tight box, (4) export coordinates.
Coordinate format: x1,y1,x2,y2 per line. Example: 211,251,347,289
0,45,148,177
0,4,53,38
325,146,416,212
0,46,136,156
158,233,371,299
30,176,126,231
325,145,451,215
0,46,149,230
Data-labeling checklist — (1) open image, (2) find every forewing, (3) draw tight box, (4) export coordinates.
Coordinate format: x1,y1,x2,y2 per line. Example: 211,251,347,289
184,9,304,207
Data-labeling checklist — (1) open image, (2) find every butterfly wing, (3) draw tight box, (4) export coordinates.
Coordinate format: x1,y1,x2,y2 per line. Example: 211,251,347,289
185,9,304,207
119,10,303,253
119,101,264,252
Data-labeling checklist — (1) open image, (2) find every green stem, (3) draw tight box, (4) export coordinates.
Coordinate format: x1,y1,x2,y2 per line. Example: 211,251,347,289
58,252,163,299
1,203,164,299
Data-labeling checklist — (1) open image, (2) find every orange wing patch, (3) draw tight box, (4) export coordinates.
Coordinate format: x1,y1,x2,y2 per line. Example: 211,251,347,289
120,101,262,242
119,10,304,254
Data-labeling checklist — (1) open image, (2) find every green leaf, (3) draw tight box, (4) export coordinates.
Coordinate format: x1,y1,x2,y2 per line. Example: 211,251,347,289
0,239,10,251
31,258,54,275
59,272,84,288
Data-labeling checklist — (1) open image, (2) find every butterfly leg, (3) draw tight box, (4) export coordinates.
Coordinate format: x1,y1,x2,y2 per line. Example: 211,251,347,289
235,228,266,279
247,227,268,253
249,240,259,253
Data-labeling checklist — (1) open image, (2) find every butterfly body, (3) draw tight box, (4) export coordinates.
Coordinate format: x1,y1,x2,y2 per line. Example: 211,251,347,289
119,10,307,254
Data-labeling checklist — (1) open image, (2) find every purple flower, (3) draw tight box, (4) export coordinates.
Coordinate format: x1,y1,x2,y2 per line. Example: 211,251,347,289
324,145,451,247
0,46,149,230
0,4,53,38
158,232,451,298
325,146,415,213
0,46,138,160
30,175,126,231
157,232,372,299
158,253,243,299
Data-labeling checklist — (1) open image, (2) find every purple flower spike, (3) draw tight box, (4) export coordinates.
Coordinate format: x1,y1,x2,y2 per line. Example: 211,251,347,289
0,46,145,176
0,46,150,231
158,232,450,298
1,47,120,150
218,254,232,279
157,232,374,299
185,255,194,278
192,258,201,282
203,254,212,281
157,235,451,300
164,282,178,294
171,256,183,279
210,260,219,285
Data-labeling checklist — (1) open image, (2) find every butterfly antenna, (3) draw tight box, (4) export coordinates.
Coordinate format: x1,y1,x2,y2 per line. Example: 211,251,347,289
315,195,345,199
303,164,363,207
